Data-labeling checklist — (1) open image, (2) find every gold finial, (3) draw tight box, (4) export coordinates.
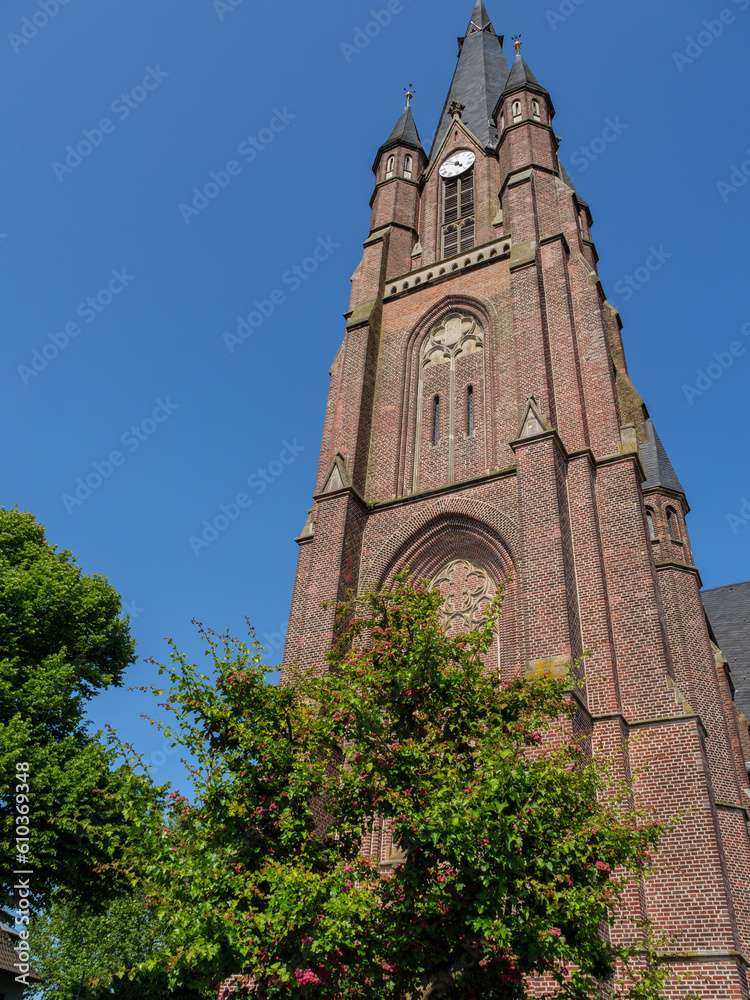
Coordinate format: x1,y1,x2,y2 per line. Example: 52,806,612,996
404,84,415,108
513,34,522,53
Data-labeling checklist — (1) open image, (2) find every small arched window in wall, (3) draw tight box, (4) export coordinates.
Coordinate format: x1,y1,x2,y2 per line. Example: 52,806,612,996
385,155,395,180
404,154,413,180
433,396,441,446
532,99,541,120
512,100,522,122
467,385,475,436
667,508,680,541
646,509,656,541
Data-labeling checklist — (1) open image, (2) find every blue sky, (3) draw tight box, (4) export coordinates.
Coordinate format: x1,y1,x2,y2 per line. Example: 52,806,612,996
2,0,749,791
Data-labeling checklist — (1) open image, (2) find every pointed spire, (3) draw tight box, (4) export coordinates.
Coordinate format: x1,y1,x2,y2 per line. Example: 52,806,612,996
467,0,493,33
431,2,510,154
502,49,549,98
641,421,686,497
376,103,424,164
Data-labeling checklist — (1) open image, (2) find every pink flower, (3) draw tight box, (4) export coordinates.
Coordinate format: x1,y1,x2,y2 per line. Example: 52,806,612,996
595,861,611,873
294,968,321,986
382,963,396,973
550,927,562,937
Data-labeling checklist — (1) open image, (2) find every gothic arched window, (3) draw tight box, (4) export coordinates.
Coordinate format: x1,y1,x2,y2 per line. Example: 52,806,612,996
512,100,522,122
385,155,395,180
646,509,656,540
532,99,541,120
404,154,413,180
414,312,485,492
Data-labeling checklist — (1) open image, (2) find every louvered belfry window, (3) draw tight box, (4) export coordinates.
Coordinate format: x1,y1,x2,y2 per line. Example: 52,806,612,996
442,170,475,258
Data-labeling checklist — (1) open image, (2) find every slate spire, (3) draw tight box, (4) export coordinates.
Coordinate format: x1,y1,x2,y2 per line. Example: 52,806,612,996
502,48,550,99
377,104,424,160
468,0,493,31
430,1,510,155
641,420,686,497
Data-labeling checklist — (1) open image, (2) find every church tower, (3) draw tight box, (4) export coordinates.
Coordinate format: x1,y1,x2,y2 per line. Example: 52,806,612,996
283,4,750,993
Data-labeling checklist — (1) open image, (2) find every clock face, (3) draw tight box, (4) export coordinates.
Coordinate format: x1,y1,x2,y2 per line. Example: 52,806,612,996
439,150,476,178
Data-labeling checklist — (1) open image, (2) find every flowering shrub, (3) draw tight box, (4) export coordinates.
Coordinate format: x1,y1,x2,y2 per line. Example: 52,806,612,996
97,577,674,1000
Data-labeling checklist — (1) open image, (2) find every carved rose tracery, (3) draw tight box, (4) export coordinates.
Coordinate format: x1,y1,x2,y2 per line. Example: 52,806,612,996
431,558,496,631
422,312,483,368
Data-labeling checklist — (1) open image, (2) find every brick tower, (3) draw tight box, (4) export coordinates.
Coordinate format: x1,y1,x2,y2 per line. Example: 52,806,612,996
283,3,750,993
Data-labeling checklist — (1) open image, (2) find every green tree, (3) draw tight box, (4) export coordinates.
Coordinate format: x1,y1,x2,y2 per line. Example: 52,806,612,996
0,508,137,908
99,578,670,1000
29,890,209,1000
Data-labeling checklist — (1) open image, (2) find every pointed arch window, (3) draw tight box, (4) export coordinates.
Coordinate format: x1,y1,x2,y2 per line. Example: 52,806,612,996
646,509,656,541
667,508,680,541
467,386,475,436
433,396,441,446
385,155,395,180
404,154,413,180
512,100,522,122
532,99,541,120
442,170,475,258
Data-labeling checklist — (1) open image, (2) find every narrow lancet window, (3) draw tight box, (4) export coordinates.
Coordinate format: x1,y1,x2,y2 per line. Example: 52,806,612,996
512,100,522,122
385,155,395,180
404,154,413,180
667,509,680,541
433,396,441,446
467,386,475,436
532,99,541,120
646,510,656,540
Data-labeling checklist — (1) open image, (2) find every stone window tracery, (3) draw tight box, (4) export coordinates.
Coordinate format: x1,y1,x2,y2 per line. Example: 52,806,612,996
413,312,486,492
431,558,496,632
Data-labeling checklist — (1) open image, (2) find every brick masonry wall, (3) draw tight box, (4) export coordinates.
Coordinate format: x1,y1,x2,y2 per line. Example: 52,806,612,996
281,73,750,993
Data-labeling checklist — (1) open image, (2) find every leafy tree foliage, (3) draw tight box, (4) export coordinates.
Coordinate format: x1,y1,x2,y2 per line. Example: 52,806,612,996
99,578,670,1000
0,508,137,907
29,890,209,1000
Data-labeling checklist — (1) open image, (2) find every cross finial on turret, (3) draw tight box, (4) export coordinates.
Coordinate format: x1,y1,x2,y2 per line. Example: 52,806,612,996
513,34,522,52
404,84,415,108
448,100,466,120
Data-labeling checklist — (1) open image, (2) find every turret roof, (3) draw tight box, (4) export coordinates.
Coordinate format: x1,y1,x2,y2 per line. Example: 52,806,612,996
641,420,685,497
502,50,549,98
378,104,424,159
